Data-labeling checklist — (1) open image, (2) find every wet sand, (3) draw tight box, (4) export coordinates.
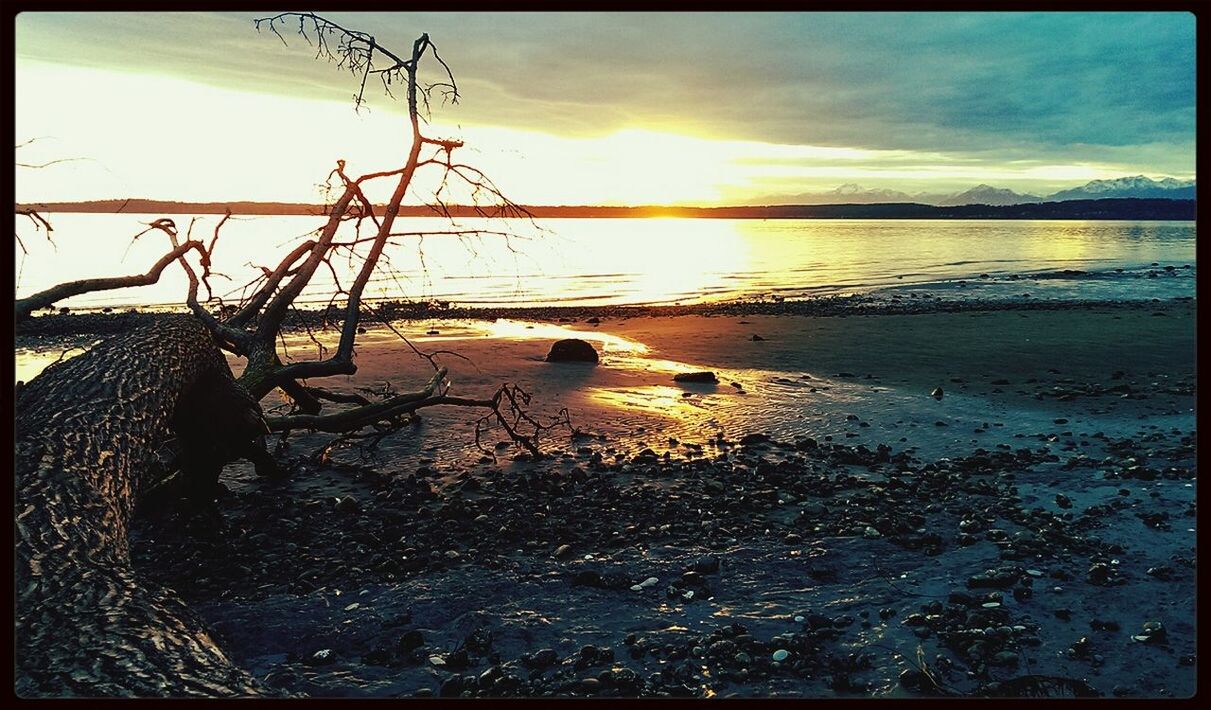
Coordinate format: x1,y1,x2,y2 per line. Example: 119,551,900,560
18,300,1197,697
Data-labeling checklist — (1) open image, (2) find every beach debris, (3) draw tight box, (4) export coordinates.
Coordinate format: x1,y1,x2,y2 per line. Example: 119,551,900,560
673,371,719,384
1132,621,1167,644
545,338,599,363
305,649,336,666
931,387,944,400
982,675,1100,698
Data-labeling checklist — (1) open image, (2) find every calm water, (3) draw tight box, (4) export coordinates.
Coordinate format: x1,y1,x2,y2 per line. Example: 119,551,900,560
14,215,1196,310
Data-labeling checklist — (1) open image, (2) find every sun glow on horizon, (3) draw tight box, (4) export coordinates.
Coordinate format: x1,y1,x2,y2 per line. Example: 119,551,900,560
15,59,1177,210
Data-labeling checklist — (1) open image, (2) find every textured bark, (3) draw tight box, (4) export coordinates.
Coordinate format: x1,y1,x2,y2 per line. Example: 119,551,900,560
15,316,273,697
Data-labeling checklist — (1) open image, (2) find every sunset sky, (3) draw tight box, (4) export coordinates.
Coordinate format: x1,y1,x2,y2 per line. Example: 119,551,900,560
14,11,1196,206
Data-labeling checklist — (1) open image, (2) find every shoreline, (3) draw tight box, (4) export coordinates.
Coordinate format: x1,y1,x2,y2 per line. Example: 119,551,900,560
117,302,1195,698
17,295,1196,697
14,292,1197,343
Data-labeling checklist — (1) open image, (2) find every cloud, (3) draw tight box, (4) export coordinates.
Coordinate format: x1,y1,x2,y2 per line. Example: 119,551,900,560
14,11,1195,192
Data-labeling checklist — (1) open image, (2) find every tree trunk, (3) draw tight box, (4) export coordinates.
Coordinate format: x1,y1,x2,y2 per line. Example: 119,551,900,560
15,316,274,697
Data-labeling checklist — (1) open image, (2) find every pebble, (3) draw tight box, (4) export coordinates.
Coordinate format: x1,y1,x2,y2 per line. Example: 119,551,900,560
772,649,790,662
531,649,557,667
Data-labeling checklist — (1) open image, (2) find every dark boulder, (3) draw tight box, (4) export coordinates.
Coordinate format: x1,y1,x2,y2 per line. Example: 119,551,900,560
546,339,599,363
673,371,718,384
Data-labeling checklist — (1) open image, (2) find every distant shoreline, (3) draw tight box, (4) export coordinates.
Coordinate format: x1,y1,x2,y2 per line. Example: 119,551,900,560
16,197,1196,221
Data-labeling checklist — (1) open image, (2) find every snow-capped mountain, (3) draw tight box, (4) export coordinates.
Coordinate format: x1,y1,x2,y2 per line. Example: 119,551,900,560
753,175,1194,207
936,184,1042,207
823,184,918,203
1046,175,1195,201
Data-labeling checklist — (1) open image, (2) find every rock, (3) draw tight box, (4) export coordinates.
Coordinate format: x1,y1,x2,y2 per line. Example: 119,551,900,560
572,570,604,587
899,668,926,691
673,371,719,384
695,556,720,574
438,677,462,697
772,649,790,662
751,335,765,342
931,387,944,400
398,630,425,653
530,648,558,668
554,544,573,558
967,565,1025,589
546,339,599,363
739,433,770,446
1068,637,1091,658
1055,493,1073,509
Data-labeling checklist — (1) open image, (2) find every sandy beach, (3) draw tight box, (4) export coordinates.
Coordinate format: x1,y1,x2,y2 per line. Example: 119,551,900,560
14,298,1185,697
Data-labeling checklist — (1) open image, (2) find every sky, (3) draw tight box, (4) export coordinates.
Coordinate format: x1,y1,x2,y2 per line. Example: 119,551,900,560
13,11,1197,206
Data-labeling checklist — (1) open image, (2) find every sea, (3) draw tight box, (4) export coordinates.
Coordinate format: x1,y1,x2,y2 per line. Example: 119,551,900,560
14,215,1196,311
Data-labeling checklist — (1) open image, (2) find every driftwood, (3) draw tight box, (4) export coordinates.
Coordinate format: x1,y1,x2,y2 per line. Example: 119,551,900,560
15,316,272,697
13,15,563,696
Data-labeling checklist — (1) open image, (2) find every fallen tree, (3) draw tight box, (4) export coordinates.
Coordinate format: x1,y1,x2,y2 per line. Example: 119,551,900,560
15,13,565,697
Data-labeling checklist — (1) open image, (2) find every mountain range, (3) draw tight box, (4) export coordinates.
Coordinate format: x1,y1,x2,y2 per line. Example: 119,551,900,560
760,175,1195,207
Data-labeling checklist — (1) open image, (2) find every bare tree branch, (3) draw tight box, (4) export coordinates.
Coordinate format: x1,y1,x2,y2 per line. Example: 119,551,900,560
14,238,204,322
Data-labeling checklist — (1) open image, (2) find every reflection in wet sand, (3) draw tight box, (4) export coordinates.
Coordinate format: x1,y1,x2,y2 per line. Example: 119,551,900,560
588,385,721,418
